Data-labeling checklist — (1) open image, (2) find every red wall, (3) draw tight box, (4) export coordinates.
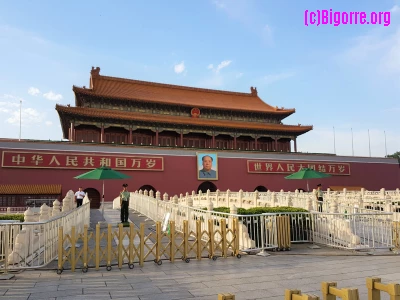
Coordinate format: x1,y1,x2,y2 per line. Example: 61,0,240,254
0,146,399,201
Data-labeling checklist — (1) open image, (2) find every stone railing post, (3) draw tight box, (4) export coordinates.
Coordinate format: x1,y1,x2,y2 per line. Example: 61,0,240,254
207,200,213,212
156,191,161,200
215,189,220,207
287,193,293,207
149,190,154,198
226,189,231,205
187,196,193,207
163,193,169,201
39,204,50,222
206,189,210,203
306,196,313,211
361,188,365,198
271,192,277,207
52,199,61,217
144,189,149,196
230,204,237,215
139,189,143,195
173,195,179,204
330,195,338,213
24,207,35,222
238,189,243,208
254,190,258,207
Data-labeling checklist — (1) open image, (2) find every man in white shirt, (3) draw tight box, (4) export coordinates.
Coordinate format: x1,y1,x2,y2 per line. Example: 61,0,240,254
75,187,85,207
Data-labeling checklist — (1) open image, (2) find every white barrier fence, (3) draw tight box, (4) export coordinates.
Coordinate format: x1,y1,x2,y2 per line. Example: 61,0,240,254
0,191,90,273
113,189,399,252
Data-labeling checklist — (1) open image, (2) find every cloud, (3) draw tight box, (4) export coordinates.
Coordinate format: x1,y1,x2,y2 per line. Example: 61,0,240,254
174,61,185,74
212,0,274,45
28,87,41,96
236,72,243,78
45,121,53,126
207,60,232,73
262,72,295,85
297,127,399,158
6,107,43,125
337,18,400,75
215,60,231,73
391,5,399,13
43,91,63,101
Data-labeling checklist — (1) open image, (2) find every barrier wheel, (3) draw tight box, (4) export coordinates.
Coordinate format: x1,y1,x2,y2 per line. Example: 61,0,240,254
237,254,242,259
106,265,112,271
181,256,185,261
185,258,190,263
128,263,134,269
82,266,88,273
154,259,157,263
56,269,63,275
212,256,217,261
157,260,162,266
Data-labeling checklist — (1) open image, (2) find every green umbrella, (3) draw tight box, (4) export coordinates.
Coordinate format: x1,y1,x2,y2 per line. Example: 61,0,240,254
74,166,131,214
285,168,331,192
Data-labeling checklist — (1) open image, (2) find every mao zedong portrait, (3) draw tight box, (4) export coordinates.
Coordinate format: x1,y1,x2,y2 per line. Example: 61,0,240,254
198,155,217,179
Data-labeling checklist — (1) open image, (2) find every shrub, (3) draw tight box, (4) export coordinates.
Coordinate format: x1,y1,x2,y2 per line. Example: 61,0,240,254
0,214,24,222
211,206,308,215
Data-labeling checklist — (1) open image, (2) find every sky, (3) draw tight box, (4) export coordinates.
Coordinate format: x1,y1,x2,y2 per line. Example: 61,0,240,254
0,0,399,158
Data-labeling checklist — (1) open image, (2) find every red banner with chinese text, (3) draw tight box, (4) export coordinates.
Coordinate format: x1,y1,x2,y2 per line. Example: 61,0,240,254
247,160,350,176
1,151,164,171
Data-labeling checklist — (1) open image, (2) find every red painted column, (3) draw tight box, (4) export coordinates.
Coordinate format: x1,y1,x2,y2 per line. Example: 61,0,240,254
129,128,133,144
212,134,215,148
70,123,75,142
180,132,183,147
294,138,297,153
233,136,237,149
274,138,278,151
155,130,159,146
254,137,258,150
100,125,104,143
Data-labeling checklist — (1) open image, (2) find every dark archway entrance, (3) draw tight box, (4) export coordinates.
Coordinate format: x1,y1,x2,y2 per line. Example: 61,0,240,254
84,188,101,209
138,185,157,197
254,185,268,192
197,181,217,193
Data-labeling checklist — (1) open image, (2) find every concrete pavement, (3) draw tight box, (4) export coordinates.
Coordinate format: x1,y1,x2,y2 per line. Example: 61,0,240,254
1,207,399,300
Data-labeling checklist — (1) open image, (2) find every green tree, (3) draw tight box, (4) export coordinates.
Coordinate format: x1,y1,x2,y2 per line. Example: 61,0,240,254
386,151,400,163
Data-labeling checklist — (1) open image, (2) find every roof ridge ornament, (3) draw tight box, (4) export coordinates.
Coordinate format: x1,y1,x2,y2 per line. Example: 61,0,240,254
250,86,257,96
91,66,101,77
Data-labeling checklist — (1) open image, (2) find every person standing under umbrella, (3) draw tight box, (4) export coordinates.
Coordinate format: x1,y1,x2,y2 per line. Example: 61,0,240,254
120,183,130,223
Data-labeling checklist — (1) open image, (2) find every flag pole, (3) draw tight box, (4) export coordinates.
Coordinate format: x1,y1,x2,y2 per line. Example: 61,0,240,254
351,128,354,156
333,126,336,154
19,100,22,141
368,129,371,157
384,130,387,157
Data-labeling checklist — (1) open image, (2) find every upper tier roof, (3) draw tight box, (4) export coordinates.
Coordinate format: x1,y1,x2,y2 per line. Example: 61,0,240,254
56,105,312,134
72,67,296,115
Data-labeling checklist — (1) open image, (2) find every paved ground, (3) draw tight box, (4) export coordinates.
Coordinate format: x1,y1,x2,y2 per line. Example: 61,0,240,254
1,207,399,300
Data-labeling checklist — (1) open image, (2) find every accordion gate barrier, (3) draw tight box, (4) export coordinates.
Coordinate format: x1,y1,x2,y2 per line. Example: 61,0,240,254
57,218,241,273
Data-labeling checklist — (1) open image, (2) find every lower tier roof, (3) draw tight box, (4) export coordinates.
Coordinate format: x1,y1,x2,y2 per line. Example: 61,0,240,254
56,105,313,134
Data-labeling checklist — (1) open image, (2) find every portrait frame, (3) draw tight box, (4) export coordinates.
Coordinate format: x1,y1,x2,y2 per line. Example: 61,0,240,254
197,152,218,181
